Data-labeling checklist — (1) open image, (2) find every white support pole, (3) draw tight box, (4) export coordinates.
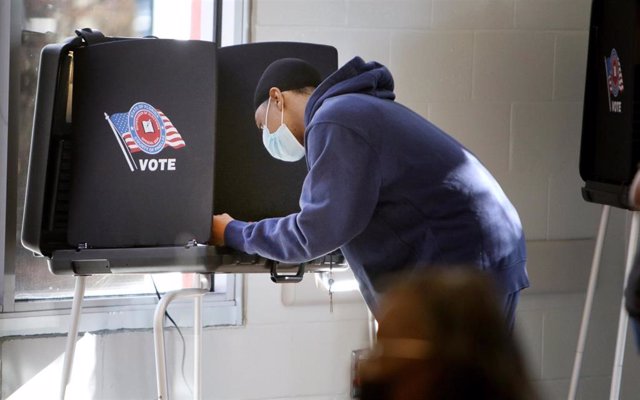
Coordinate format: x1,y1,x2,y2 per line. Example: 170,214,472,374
569,205,610,400
60,275,87,400
193,295,202,400
367,308,377,348
193,274,205,400
154,288,208,400
610,211,640,400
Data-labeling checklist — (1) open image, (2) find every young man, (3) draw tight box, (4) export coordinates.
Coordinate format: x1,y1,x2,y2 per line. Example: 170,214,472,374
211,57,529,326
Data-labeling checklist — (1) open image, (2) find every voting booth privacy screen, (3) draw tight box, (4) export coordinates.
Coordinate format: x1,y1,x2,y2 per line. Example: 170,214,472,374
21,29,338,274
580,0,640,209
69,37,216,248
215,43,338,222
22,30,216,255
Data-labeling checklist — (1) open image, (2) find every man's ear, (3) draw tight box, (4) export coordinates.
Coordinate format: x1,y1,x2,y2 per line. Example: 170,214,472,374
269,87,284,111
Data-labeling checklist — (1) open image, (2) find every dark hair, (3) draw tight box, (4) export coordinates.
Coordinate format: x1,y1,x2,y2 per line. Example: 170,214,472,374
290,86,316,96
379,268,537,400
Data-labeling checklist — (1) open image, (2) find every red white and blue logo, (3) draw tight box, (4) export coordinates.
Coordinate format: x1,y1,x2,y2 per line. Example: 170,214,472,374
105,102,185,172
605,48,624,113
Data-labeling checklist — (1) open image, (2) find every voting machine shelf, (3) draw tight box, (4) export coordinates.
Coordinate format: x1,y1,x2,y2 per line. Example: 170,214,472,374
48,246,346,282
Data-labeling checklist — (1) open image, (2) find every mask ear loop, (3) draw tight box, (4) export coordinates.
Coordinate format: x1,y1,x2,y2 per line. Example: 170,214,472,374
263,97,271,130
280,98,284,126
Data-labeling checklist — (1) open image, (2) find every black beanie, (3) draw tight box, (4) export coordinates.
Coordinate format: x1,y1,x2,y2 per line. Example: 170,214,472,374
253,58,322,109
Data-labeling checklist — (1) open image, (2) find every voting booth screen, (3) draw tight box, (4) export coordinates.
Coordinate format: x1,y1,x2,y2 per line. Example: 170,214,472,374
580,0,640,209
67,38,216,248
214,42,338,221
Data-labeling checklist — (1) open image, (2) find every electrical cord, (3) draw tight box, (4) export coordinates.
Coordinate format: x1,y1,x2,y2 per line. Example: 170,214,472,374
151,276,194,397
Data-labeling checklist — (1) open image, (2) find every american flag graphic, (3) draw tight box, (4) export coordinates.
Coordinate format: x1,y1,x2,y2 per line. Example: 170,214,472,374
605,50,624,98
108,108,186,153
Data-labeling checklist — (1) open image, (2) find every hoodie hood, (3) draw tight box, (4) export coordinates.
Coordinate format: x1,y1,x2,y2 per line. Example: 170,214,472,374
304,57,396,124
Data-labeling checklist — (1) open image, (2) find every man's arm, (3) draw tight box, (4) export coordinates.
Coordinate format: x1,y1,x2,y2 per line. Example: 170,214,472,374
219,122,382,263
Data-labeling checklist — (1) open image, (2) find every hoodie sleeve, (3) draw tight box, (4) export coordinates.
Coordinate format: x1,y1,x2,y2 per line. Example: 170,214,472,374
224,122,382,263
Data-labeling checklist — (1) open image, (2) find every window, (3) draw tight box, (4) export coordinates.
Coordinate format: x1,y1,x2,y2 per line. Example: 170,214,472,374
0,0,247,333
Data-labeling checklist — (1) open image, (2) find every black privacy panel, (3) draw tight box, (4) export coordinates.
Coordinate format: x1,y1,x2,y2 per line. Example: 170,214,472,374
22,40,76,257
67,39,216,248
580,0,640,188
214,42,338,221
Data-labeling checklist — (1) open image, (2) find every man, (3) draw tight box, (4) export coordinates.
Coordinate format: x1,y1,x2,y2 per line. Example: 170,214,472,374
211,57,529,326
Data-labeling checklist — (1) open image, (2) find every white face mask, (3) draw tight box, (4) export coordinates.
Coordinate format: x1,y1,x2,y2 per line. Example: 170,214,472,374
261,97,305,162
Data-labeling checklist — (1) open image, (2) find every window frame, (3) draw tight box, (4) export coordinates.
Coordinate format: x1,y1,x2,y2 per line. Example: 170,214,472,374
0,0,246,335
0,275,244,338
1,0,21,314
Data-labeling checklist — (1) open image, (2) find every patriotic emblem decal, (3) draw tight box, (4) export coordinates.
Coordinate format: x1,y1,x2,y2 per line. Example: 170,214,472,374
605,48,624,113
105,102,185,172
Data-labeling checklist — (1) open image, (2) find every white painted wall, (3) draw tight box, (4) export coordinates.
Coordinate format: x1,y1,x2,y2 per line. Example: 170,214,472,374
4,1,640,399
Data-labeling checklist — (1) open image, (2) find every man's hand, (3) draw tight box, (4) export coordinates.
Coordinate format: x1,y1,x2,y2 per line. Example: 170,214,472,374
210,213,235,246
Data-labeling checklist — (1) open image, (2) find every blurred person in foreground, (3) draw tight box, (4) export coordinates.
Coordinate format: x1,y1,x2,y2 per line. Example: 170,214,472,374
358,268,538,400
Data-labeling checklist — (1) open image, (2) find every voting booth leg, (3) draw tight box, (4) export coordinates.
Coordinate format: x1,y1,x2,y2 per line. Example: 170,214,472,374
569,205,610,400
610,211,640,399
192,275,204,400
60,275,87,400
569,207,640,400
367,309,377,348
153,287,208,400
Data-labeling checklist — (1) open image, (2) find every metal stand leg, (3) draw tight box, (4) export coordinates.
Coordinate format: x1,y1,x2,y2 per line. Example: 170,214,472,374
367,308,377,348
193,291,203,400
569,205,610,400
193,274,203,400
60,275,87,400
154,286,208,400
610,211,640,399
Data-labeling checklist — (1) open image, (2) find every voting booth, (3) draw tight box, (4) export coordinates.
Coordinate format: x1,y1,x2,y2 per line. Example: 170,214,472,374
579,0,640,210
21,29,340,276
21,28,219,273
21,28,339,399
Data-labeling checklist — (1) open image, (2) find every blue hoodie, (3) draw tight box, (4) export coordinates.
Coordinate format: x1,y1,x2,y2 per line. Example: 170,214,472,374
225,57,529,312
